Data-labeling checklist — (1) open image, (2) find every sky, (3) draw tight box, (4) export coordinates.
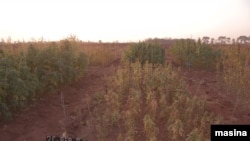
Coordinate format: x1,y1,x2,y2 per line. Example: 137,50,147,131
0,0,249,42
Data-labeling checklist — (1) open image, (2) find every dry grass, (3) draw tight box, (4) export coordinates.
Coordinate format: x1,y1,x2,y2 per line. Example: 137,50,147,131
79,42,128,66
80,44,115,66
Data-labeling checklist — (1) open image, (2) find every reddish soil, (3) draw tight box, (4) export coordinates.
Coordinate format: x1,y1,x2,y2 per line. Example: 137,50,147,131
0,47,250,141
181,69,250,124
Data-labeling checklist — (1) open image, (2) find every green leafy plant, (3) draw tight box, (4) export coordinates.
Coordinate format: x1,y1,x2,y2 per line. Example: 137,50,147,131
0,38,88,120
0,51,39,120
170,39,221,70
122,42,165,65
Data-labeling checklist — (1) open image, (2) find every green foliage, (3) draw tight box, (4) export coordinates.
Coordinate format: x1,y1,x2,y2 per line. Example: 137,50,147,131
0,52,39,119
0,40,88,120
170,39,221,70
122,42,165,65
25,41,88,92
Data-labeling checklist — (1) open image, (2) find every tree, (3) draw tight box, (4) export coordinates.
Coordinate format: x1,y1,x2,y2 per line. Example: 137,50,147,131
211,38,214,44
218,36,226,44
202,36,210,44
232,38,236,44
226,37,231,44
237,36,248,44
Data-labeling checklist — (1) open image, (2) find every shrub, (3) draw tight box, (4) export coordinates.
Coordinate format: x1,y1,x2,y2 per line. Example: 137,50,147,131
91,62,220,141
0,39,88,120
0,51,39,119
170,39,221,70
217,45,250,114
122,42,165,65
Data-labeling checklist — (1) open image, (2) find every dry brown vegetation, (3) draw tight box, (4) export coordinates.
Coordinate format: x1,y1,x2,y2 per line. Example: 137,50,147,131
79,43,123,66
90,62,219,141
216,45,250,115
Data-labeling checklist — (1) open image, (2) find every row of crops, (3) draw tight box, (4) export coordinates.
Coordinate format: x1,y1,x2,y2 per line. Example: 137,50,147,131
89,42,221,140
90,40,249,140
0,39,88,120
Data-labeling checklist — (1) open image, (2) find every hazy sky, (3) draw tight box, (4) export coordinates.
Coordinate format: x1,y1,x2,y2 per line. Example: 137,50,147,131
0,0,249,42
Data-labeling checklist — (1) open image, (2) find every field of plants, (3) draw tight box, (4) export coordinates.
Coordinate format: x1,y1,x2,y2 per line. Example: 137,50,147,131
0,38,89,120
0,38,249,141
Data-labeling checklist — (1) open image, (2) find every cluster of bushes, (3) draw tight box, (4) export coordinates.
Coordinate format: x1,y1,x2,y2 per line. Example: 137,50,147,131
122,42,165,65
88,42,221,140
170,39,221,70
0,40,88,120
91,62,219,141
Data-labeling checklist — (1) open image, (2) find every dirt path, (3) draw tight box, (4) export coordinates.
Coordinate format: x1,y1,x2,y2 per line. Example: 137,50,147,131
0,63,118,141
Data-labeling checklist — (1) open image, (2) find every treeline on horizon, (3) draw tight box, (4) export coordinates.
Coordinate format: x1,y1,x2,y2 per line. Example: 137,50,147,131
0,35,250,46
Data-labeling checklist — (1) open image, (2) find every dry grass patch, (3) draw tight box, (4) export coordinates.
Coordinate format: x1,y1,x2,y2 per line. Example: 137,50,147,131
81,44,115,66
